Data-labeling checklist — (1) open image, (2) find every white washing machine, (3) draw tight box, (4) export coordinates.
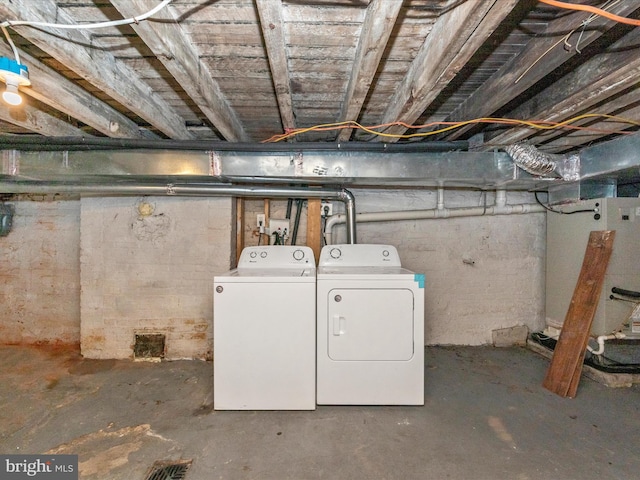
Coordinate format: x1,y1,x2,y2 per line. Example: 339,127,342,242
316,244,425,405
213,246,316,410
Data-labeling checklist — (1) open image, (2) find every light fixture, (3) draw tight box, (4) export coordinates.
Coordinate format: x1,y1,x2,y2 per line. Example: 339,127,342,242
0,56,30,106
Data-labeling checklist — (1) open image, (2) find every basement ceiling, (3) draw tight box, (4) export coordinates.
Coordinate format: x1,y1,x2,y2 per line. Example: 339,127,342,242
0,0,637,155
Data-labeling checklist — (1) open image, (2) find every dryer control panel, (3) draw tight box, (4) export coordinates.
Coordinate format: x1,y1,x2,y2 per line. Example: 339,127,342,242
238,246,315,267
319,244,401,267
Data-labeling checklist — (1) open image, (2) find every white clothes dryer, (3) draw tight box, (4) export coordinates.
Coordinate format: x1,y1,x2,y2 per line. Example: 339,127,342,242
316,244,424,405
214,246,316,410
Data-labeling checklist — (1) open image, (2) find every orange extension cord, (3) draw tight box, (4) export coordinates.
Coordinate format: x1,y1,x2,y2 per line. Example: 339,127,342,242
538,0,640,26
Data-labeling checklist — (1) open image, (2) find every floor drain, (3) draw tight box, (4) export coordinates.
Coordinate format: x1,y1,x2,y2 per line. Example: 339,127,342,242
145,460,191,480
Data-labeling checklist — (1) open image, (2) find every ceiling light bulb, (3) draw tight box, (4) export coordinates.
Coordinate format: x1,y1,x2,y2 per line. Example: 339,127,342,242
2,80,22,106
0,56,31,106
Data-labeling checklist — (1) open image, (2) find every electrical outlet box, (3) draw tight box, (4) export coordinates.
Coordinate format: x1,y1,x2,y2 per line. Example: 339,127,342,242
321,201,333,217
256,213,266,228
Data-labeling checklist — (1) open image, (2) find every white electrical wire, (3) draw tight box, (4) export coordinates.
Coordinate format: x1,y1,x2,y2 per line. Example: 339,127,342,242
0,0,172,69
1,25,21,64
0,0,172,30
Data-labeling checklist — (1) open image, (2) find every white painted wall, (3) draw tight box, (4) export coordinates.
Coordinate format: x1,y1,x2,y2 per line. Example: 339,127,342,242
0,188,545,352
80,196,234,360
0,197,80,345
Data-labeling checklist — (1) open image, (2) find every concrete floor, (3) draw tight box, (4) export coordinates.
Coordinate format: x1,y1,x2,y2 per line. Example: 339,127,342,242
1,345,640,480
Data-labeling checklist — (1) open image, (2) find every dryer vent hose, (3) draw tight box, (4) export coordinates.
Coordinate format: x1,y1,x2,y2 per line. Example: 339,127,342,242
504,143,580,181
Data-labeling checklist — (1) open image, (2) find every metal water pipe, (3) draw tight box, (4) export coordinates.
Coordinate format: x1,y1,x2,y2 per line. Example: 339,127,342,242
0,181,358,243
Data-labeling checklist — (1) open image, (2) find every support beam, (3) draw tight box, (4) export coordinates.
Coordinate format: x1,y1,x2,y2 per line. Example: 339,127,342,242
0,99,90,136
0,0,193,139
306,199,322,264
335,0,402,142
376,0,517,141
0,43,152,139
487,28,640,147
256,0,295,135
110,0,249,142
443,2,640,141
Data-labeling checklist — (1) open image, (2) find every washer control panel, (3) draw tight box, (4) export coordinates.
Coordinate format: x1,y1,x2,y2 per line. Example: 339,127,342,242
239,246,315,267
319,244,401,267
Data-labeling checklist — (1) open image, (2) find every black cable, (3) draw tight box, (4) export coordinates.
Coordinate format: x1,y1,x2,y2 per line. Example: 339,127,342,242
609,295,639,304
291,199,303,245
534,192,596,214
285,199,293,219
612,287,640,299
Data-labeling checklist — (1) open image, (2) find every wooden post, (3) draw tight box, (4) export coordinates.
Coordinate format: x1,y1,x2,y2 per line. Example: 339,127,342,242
306,199,322,264
542,230,615,398
235,198,245,266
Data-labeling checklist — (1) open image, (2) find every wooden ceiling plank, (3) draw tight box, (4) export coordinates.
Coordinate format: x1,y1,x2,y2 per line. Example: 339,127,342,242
336,0,403,142
255,0,295,133
376,0,517,141
534,90,640,153
443,2,640,141
0,43,153,139
0,100,90,137
110,0,248,142
0,0,193,139
487,28,640,148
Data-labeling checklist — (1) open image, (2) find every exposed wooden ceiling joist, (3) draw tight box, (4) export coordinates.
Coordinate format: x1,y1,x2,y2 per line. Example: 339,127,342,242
443,1,640,142
0,98,90,136
0,0,193,139
0,42,152,139
110,0,248,142
375,0,519,142
0,0,636,180
535,89,640,153
256,0,295,136
487,27,640,148
335,0,403,142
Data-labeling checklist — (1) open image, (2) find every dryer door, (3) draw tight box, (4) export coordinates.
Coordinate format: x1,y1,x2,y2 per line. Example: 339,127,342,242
327,288,414,361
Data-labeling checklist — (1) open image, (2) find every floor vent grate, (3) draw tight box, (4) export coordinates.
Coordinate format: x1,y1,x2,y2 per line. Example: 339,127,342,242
145,460,191,480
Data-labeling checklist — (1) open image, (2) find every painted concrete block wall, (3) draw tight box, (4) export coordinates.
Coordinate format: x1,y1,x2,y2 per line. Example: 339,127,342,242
0,197,81,345
329,189,546,345
80,196,234,360
1,188,544,351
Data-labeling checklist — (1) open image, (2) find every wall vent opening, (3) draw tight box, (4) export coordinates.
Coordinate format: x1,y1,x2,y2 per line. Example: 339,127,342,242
134,333,165,361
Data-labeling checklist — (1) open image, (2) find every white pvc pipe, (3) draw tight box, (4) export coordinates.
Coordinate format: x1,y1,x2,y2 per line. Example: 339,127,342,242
324,190,544,244
587,332,626,356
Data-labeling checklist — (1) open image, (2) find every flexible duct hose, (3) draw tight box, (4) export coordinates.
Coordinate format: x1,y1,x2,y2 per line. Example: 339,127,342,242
505,143,580,181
